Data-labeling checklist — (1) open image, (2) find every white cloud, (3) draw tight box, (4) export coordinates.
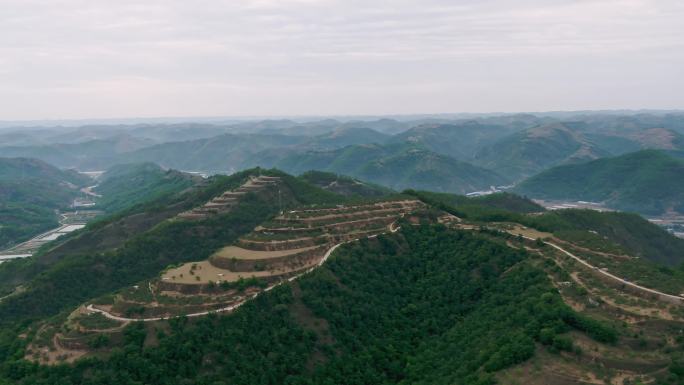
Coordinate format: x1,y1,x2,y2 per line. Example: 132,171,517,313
0,0,682,119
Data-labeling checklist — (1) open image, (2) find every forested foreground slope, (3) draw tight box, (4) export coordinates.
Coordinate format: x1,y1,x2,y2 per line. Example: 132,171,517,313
0,225,618,385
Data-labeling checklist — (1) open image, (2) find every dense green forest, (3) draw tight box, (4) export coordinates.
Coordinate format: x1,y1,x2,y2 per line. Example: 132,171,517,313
93,163,196,213
473,123,608,181
0,224,617,385
516,150,684,215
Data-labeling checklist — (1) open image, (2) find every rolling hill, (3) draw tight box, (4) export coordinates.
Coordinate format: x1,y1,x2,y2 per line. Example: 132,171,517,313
262,144,508,194
474,123,608,181
516,150,684,215
94,163,198,213
305,126,388,149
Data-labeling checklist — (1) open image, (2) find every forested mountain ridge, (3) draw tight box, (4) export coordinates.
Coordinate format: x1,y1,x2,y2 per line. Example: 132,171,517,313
473,123,609,181
387,121,520,160
0,157,88,186
259,144,509,193
516,150,684,215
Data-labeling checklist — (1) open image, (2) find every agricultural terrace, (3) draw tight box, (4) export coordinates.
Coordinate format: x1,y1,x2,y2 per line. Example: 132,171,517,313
83,199,426,323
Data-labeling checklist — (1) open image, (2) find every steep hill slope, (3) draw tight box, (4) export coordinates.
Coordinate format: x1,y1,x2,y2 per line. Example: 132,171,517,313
474,123,608,181
355,148,507,193
516,150,684,215
0,158,91,249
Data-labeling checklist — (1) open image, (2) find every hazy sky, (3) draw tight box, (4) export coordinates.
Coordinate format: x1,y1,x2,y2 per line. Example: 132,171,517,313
1,0,683,120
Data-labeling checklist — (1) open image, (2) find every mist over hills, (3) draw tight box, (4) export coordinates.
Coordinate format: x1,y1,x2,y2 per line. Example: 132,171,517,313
1,111,684,196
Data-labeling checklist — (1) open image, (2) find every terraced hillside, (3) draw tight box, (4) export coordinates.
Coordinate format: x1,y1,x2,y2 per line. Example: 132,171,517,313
178,175,282,220
10,181,684,385
28,199,425,363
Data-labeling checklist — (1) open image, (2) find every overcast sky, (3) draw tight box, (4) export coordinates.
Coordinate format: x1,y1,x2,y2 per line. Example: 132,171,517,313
1,0,682,120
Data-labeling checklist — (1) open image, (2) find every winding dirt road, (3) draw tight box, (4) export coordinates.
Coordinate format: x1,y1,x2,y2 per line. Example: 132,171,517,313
517,234,684,304
87,221,402,322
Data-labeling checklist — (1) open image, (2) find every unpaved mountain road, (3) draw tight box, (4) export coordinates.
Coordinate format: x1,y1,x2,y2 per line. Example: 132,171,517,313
87,221,402,322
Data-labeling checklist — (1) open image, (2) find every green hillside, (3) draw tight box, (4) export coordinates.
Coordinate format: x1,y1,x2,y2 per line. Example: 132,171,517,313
1,224,616,385
306,126,388,148
474,123,608,181
0,158,91,249
125,133,307,172
516,150,684,215
94,163,197,213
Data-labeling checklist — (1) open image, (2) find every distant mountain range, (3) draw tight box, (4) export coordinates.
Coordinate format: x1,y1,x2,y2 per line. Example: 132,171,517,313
2,112,684,196
254,143,508,194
